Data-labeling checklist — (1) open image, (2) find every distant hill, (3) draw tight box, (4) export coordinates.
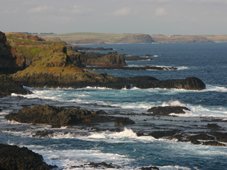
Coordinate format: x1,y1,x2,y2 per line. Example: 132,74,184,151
40,32,154,44
40,32,227,44
152,34,227,43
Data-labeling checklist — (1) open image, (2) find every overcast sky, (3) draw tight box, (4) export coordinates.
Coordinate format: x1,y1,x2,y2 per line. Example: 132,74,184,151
0,0,227,34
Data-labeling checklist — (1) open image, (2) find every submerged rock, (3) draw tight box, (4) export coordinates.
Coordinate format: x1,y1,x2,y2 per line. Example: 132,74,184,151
0,144,55,170
147,106,190,115
5,105,134,128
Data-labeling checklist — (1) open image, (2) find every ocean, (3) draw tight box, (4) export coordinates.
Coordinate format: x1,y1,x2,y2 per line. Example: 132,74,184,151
0,42,227,170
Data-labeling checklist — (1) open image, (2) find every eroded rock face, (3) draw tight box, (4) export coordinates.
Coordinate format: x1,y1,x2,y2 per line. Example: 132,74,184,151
78,52,127,67
5,105,135,128
0,144,54,170
0,75,30,97
0,31,18,73
147,106,190,116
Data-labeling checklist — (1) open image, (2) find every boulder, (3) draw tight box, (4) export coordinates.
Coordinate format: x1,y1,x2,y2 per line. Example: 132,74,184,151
147,106,190,115
0,144,55,170
5,105,134,128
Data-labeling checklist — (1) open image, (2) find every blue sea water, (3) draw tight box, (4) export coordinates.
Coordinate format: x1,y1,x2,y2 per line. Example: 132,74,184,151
0,43,227,170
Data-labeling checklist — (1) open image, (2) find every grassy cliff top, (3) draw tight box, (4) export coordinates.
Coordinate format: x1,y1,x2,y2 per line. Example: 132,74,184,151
40,32,154,44
40,32,227,44
4,32,116,85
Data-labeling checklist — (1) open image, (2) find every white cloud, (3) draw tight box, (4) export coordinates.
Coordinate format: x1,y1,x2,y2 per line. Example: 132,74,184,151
113,7,132,16
28,5,51,13
154,7,167,16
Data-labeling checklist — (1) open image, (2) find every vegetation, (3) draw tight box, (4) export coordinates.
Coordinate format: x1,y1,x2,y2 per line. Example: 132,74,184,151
41,32,154,44
4,32,116,85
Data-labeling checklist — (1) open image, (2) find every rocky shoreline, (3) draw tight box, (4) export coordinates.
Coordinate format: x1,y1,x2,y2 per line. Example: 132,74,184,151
1,31,226,169
0,144,55,170
5,105,134,128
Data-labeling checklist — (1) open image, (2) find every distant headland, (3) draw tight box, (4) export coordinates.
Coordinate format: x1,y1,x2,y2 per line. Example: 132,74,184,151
36,32,227,44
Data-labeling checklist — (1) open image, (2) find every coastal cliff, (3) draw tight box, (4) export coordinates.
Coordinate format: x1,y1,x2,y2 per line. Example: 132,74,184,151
0,32,206,90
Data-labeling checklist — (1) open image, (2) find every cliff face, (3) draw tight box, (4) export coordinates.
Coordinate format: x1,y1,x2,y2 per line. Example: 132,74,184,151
76,52,126,67
0,32,18,73
4,32,116,86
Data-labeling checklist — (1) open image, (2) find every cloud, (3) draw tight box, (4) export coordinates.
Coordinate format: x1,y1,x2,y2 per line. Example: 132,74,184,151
113,7,132,16
154,7,167,16
28,5,51,13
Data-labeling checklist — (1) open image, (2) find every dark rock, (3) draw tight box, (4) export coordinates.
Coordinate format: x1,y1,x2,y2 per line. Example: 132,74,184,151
125,55,153,61
0,75,31,97
159,77,206,90
211,132,227,142
140,166,159,170
0,144,55,170
5,105,134,128
0,32,19,73
172,132,226,146
202,141,225,146
207,123,221,130
147,106,190,116
148,130,179,138
88,162,120,169
77,52,127,67
33,130,54,138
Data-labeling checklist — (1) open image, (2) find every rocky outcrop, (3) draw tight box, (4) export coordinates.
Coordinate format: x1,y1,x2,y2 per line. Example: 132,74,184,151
140,166,159,170
13,73,206,90
0,144,54,170
2,32,206,90
158,77,206,90
0,75,30,97
77,52,127,67
88,65,177,71
147,130,227,146
147,106,190,115
0,32,18,73
5,105,135,128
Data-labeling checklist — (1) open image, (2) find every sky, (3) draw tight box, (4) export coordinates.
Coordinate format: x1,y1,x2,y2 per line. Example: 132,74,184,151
0,0,227,35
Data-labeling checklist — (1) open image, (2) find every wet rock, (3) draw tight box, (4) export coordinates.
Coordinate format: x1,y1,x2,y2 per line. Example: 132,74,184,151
202,141,225,146
88,162,120,169
148,130,179,138
147,106,190,116
33,130,54,138
0,75,31,97
5,105,134,128
0,144,55,170
159,77,206,90
140,166,159,170
211,132,227,142
207,123,222,130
